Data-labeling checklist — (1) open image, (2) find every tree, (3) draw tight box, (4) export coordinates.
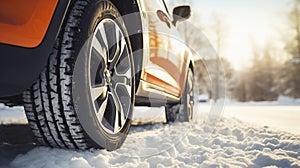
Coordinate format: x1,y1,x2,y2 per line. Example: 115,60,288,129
230,70,248,102
248,44,278,101
282,0,300,98
231,43,279,102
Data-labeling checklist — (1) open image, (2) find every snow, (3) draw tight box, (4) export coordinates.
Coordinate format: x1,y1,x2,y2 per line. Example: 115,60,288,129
213,95,300,106
223,105,300,135
277,96,300,105
1,98,300,168
6,118,300,168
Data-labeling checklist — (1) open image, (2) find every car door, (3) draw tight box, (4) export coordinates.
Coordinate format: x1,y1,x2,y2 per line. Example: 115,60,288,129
139,0,183,97
166,2,191,97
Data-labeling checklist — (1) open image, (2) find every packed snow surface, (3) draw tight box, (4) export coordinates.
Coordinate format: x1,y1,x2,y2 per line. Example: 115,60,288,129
5,118,300,168
0,98,300,168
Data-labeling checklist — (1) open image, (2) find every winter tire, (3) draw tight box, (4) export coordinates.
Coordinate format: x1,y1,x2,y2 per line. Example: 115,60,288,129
165,68,194,122
23,0,135,150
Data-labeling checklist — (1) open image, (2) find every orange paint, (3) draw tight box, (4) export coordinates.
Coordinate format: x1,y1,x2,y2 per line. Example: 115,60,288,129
144,71,181,96
0,0,58,48
150,55,188,95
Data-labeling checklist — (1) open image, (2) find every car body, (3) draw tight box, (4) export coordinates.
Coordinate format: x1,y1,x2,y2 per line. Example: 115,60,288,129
0,0,194,150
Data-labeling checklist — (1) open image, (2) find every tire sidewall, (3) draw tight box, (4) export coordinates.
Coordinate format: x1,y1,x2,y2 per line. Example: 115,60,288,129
181,68,194,122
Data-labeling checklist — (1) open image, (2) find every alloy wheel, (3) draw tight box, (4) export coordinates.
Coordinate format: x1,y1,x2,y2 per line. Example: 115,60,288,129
89,18,133,134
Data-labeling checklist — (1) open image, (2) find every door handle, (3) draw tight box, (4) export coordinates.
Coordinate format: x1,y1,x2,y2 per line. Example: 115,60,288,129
157,10,171,28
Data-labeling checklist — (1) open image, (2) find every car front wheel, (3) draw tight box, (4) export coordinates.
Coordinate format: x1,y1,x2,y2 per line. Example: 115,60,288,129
23,0,135,150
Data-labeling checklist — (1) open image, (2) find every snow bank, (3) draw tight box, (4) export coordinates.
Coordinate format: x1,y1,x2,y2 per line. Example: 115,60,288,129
215,95,300,106
9,118,300,168
277,96,300,105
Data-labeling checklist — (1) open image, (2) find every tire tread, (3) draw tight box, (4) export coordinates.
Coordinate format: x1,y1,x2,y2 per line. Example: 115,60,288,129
23,0,96,150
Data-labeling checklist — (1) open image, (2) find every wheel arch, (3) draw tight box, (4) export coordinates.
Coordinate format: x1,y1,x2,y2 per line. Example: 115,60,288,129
0,0,71,99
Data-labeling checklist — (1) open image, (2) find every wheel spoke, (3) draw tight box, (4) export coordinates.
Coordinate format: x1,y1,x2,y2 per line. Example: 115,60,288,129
110,37,126,70
115,49,130,75
112,73,131,88
90,47,106,87
95,26,108,60
91,86,107,101
109,87,122,114
111,87,127,132
96,94,108,122
102,93,116,132
113,83,131,120
109,88,122,132
98,95,108,113
104,22,116,61
112,52,131,89
106,23,126,70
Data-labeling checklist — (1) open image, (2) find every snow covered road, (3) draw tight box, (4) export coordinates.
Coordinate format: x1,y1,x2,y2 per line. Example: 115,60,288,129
5,118,300,168
0,102,300,167
223,105,300,135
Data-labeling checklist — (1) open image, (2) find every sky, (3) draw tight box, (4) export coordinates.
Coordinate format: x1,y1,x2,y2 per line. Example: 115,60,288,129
189,0,290,69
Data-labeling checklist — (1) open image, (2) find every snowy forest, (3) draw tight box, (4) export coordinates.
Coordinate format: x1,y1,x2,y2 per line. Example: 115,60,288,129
178,0,300,102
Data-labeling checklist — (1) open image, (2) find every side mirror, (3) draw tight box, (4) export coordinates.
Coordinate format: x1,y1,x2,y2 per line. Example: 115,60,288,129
172,5,191,26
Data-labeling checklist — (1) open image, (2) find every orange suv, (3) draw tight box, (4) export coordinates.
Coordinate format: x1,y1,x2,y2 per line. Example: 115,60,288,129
0,0,194,150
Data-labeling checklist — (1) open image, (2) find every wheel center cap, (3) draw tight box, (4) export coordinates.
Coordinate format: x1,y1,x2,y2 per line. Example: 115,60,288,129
104,69,112,84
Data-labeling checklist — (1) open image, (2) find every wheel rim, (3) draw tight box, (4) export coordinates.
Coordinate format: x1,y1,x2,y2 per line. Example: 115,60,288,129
88,18,133,134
